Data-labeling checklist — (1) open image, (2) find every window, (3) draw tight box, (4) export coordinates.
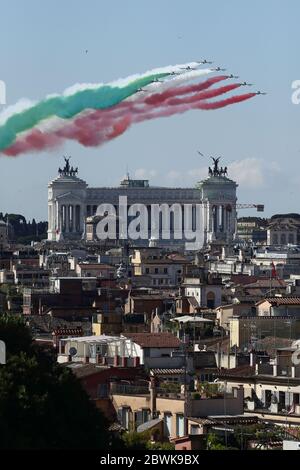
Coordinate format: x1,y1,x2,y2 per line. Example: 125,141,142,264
265,389,272,407
135,409,150,428
163,413,172,438
176,414,184,437
142,409,150,424
135,410,143,428
207,291,215,309
118,407,130,430
294,393,299,405
145,268,149,274
155,268,159,274
164,268,168,274
190,424,199,435
288,234,294,244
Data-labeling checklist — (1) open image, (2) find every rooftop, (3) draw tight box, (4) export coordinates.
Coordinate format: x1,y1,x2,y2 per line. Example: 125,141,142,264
122,332,182,349
257,297,300,306
171,315,214,324
67,363,109,378
150,368,185,375
244,279,286,288
60,334,120,343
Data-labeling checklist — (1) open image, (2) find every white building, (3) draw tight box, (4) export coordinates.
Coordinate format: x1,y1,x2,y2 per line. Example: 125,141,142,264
48,158,238,248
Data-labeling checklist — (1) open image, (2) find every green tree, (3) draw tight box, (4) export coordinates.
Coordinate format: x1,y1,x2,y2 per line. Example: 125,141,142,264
122,430,150,450
122,430,174,450
206,432,238,450
0,316,111,449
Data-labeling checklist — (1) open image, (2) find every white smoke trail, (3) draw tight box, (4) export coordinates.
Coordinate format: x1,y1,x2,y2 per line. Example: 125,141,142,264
0,99,34,125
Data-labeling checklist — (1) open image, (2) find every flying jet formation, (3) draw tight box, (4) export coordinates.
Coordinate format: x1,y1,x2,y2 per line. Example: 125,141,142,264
137,88,147,92
255,91,267,95
180,66,197,71
198,59,213,64
228,74,239,79
213,67,226,71
241,81,253,86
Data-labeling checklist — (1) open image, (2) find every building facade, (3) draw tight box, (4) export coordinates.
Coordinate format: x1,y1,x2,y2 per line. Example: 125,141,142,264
48,158,238,248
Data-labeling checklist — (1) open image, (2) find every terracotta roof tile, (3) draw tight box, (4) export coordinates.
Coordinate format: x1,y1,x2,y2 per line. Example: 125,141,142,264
263,297,300,306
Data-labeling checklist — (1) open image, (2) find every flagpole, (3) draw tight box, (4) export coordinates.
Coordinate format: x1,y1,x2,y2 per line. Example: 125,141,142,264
270,262,272,295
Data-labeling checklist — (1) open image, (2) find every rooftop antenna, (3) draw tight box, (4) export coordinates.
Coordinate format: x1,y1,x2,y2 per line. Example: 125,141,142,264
126,164,130,179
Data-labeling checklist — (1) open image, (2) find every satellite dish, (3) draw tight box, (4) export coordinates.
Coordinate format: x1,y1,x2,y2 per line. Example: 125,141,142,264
69,347,77,357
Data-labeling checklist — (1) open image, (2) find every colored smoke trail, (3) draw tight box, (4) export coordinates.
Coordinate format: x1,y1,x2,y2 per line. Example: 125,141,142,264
4,89,256,155
194,92,256,110
0,72,170,151
144,75,227,106
0,63,212,143
1,63,258,157
133,92,256,121
163,83,242,106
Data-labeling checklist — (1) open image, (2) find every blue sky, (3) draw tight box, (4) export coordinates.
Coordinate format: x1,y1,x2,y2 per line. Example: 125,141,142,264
0,0,299,220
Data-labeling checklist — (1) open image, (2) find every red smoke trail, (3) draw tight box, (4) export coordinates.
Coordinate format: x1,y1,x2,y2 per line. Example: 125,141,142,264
144,75,228,106
55,114,132,147
80,115,132,147
3,130,62,156
164,83,241,106
194,93,256,110
129,92,256,123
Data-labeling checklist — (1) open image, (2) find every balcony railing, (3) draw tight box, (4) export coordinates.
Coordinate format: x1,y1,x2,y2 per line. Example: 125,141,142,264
110,383,149,395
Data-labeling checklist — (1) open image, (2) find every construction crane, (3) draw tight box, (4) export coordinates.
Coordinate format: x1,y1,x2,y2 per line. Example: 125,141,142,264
236,203,264,212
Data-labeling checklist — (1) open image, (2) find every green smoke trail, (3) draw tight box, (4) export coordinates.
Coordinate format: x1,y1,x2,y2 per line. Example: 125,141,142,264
0,72,169,151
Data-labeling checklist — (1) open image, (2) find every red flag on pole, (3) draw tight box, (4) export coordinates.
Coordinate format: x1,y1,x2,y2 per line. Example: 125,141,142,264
271,262,277,279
